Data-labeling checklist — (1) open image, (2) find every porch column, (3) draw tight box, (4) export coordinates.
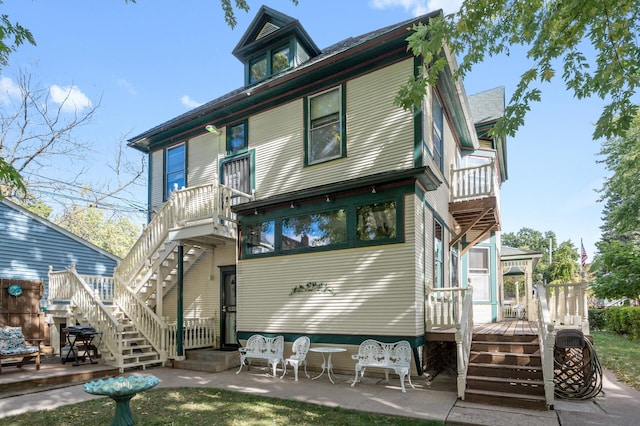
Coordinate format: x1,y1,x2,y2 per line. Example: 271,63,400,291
176,244,184,359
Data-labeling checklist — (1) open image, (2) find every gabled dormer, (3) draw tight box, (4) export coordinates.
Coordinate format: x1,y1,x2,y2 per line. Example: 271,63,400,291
232,5,322,86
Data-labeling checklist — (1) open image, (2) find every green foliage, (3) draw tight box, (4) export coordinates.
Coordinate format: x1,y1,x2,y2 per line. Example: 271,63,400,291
0,157,26,198
57,206,141,258
603,307,640,341
397,1,640,141
589,308,606,330
591,239,640,301
548,240,579,283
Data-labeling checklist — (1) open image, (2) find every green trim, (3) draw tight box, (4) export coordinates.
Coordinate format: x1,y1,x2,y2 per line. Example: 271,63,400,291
226,120,249,155
237,331,425,348
219,149,256,191
164,142,187,202
147,152,153,223
245,40,295,86
304,84,346,167
240,186,406,259
413,56,423,169
131,33,411,153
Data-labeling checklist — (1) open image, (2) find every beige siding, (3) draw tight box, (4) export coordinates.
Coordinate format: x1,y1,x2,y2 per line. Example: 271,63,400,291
150,150,164,215
251,60,415,199
188,133,221,187
237,195,418,337
163,245,235,322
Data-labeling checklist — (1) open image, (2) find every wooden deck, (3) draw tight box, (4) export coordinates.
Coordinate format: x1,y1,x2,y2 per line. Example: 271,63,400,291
427,320,538,342
474,320,538,336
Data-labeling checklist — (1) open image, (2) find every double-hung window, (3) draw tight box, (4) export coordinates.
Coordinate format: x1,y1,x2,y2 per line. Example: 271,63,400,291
248,44,291,85
165,143,185,200
307,86,344,165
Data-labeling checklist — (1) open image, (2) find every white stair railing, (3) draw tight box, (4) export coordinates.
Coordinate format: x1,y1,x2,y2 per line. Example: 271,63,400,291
114,276,167,364
536,278,556,409
455,284,473,399
165,317,217,358
48,265,124,368
425,285,469,330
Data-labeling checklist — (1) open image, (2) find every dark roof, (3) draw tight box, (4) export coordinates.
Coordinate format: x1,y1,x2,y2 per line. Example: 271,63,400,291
468,86,505,125
127,9,442,149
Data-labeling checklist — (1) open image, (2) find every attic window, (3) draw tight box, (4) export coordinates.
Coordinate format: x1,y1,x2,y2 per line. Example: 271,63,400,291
256,22,280,40
248,43,292,84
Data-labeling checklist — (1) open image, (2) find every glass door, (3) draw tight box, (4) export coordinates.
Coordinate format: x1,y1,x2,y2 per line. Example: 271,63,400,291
220,267,237,349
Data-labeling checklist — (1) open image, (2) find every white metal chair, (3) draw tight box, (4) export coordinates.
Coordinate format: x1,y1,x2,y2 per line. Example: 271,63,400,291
281,336,311,381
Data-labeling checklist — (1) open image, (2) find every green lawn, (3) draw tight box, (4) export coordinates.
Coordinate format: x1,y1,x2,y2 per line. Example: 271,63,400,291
1,387,443,426
592,330,640,390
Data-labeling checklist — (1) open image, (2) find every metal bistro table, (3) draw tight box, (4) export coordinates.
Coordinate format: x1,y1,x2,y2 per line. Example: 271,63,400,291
309,347,346,384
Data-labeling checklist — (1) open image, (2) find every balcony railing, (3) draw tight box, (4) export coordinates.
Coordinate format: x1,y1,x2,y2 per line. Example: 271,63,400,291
450,161,498,202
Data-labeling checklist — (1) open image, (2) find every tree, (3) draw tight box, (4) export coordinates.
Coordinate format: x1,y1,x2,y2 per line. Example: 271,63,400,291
0,2,36,195
58,206,141,258
591,113,640,301
0,70,146,224
547,240,579,283
502,227,556,280
397,1,640,141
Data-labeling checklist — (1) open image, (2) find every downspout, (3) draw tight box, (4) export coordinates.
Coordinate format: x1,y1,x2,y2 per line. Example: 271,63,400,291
177,244,184,358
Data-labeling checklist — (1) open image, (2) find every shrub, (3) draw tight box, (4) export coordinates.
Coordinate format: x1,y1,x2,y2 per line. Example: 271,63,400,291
603,306,640,340
589,308,606,330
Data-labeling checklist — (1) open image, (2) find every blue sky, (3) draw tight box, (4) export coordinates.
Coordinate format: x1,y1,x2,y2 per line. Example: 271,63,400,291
1,0,606,258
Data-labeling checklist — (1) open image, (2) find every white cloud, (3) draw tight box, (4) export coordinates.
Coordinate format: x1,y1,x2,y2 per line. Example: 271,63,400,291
181,95,202,109
370,0,462,16
0,76,21,104
49,84,92,113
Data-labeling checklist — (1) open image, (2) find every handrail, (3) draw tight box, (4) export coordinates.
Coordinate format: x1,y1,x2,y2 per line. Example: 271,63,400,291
536,277,556,408
426,286,469,330
48,265,124,369
114,183,253,288
114,275,167,363
450,161,497,202
455,284,473,399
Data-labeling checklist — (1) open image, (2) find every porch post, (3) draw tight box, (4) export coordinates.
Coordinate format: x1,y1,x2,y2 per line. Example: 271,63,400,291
177,244,184,358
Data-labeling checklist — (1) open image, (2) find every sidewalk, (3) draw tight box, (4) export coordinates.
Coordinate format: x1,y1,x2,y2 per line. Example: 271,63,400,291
1,365,639,425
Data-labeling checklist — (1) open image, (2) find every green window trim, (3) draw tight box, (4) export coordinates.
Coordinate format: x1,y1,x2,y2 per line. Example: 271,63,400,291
226,120,249,155
246,41,294,85
304,84,347,166
240,188,405,259
164,142,186,201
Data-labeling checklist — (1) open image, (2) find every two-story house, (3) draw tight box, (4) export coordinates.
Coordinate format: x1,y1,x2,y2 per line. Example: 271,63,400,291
48,5,509,397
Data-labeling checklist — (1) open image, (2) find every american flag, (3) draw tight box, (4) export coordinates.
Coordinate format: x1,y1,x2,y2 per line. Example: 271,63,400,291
581,240,587,268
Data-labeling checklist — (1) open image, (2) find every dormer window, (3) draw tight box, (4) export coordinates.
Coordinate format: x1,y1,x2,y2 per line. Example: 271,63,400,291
248,43,292,84
233,6,321,87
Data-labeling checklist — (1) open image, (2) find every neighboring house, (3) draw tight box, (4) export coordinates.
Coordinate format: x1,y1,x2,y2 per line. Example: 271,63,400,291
47,6,512,382
0,198,119,349
501,246,542,321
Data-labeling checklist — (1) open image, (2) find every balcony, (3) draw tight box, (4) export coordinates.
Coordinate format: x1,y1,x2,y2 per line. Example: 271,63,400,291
449,162,501,254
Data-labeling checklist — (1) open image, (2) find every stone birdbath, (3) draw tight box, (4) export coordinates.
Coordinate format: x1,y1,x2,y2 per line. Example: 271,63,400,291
83,375,159,426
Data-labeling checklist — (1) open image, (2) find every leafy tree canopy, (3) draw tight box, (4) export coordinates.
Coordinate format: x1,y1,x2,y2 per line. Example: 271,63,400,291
397,0,640,141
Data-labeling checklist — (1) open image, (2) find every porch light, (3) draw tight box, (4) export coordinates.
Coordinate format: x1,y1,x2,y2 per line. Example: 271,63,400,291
205,124,219,134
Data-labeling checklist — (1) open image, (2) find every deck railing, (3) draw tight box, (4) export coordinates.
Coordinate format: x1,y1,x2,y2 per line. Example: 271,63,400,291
450,161,498,202
543,281,590,334
455,285,474,399
536,279,556,409
114,183,253,288
425,285,470,330
48,265,124,367
166,317,216,358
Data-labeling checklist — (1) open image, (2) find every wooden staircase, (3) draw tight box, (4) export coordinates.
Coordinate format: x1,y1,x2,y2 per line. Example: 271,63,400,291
465,332,547,410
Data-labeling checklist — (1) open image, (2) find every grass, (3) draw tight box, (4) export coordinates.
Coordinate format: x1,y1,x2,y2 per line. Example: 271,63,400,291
592,330,640,390
1,387,443,426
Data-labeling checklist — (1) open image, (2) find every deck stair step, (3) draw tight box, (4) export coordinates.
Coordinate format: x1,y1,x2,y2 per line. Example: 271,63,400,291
173,349,240,373
465,331,547,410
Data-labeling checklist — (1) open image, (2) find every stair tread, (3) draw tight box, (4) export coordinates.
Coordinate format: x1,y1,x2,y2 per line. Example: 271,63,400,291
467,375,544,385
465,388,546,401
471,350,541,356
468,362,542,370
